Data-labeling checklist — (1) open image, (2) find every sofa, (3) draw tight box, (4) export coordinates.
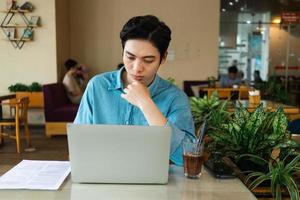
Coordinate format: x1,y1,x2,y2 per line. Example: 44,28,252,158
43,83,79,137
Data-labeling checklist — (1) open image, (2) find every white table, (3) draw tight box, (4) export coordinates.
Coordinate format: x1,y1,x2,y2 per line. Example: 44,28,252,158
0,165,256,200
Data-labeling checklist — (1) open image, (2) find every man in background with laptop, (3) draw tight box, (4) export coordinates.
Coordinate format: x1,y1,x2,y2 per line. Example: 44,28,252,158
74,15,195,166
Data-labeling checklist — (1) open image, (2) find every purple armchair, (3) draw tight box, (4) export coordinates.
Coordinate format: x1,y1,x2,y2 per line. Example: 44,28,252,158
43,83,78,137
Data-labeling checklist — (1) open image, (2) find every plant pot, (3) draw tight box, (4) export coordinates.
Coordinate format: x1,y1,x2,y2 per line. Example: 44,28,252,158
15,92,44,108
223,157,299,199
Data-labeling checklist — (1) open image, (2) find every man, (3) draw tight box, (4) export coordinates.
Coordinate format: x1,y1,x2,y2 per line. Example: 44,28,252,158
74,15,195,166
63,59,87,104
220,65,242,88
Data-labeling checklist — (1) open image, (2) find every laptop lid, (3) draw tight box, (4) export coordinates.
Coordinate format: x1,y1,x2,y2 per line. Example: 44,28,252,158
67,124,171,184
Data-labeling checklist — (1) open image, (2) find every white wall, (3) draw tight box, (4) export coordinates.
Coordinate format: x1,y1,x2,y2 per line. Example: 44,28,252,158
0,0,57,94
69,0,220,88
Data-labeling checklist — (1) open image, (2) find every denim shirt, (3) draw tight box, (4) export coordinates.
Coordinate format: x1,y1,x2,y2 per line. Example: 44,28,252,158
74,68,195,166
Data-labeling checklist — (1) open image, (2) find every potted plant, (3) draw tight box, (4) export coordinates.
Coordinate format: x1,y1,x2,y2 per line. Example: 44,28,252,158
237,153,300,200
209,102,299,198
208,103,297,161
189,91,230,134
8,82,44,108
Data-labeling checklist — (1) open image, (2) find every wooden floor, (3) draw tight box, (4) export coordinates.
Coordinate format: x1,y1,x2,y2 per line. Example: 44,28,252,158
0,126,68,175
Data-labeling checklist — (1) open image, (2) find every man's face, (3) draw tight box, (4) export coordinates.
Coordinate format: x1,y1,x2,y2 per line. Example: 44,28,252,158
228,72,237,80
122,39,165,86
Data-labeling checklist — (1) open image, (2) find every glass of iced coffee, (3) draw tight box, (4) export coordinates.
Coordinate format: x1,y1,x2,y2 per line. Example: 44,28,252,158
183,139,204,179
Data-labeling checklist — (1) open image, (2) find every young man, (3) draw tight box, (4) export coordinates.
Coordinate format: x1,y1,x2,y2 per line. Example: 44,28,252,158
220,65,242,88
74,15,195,166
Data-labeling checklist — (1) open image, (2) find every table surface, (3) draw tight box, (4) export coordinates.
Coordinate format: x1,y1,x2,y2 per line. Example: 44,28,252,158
0,165,257,200
0,94,16,102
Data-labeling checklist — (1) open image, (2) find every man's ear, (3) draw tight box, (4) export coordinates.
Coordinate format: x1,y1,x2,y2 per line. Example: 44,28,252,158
160,52,168,65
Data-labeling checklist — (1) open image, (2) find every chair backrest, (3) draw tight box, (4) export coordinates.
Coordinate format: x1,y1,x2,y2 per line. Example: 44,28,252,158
183,80,209,97
9,97,30,123
216,90,232,100
18,97,29,123
43,83,70,112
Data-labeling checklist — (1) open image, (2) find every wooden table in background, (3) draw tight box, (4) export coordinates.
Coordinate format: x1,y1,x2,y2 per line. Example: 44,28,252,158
199,87,249,100
0,94,16,120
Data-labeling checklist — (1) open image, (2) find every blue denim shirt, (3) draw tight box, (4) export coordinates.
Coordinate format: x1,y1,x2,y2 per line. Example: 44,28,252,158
74,68,195,166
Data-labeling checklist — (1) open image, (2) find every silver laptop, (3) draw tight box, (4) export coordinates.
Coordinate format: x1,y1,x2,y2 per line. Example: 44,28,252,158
67,124,171,184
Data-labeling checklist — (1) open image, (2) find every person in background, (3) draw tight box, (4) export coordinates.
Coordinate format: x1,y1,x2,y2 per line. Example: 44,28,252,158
254,70,263,83
74,15,195,166
62,59,88,104
220,65,242,87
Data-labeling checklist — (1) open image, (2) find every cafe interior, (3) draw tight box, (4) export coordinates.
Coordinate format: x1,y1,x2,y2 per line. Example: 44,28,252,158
1,0,300,199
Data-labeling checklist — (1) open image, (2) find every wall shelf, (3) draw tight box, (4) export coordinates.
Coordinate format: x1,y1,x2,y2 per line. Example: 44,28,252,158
0,4,40,49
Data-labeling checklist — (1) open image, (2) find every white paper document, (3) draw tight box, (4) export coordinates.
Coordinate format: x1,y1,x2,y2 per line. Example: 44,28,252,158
0,160,71,190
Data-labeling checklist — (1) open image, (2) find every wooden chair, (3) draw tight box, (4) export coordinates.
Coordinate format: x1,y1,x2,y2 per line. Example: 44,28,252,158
238,86,249,100
0,97,31,153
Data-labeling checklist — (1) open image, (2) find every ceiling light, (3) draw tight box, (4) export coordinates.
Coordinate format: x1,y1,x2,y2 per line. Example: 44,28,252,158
229,2,234,6
272,17,281,24
235,0,239,2
246,20,251,24
222,8,226,12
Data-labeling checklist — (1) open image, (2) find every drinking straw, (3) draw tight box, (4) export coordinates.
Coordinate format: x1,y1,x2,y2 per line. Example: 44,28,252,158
195,121,206,154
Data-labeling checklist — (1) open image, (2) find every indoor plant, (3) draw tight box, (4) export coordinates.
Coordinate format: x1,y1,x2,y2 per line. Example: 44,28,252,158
8,82,43,108
241,153,300,200
207,103,297,160
189,91,230,134
8,82,42,92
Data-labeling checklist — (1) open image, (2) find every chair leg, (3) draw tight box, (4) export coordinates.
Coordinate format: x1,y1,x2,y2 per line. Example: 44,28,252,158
15,124,21,153
24,122,31,147
0,125,4,145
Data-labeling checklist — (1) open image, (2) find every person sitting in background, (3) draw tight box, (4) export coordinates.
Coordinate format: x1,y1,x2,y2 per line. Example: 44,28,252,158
254,70,263,83
62,59,88,104
220,65,242,87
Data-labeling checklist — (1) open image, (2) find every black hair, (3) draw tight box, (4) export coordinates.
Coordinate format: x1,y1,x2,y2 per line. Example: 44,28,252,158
228,66,238,74
64,59,78,70
254,70,260,75
117,63,124,70
120,15,171,62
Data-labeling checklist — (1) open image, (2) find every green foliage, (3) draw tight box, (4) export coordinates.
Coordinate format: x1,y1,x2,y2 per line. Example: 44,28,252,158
207,76,217,87
28,82,42,92
189,91,230,133
242,153,300,200
8,82,42,92
8,83,28,92
208,103,297,159
256,80,289,104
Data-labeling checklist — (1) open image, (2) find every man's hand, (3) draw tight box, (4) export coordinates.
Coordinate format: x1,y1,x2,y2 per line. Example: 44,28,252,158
121,81,167,126
121,81,152,109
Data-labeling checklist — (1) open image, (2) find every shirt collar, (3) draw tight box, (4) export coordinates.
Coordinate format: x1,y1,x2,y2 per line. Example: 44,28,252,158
108,67,125,90
148,74,160,97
